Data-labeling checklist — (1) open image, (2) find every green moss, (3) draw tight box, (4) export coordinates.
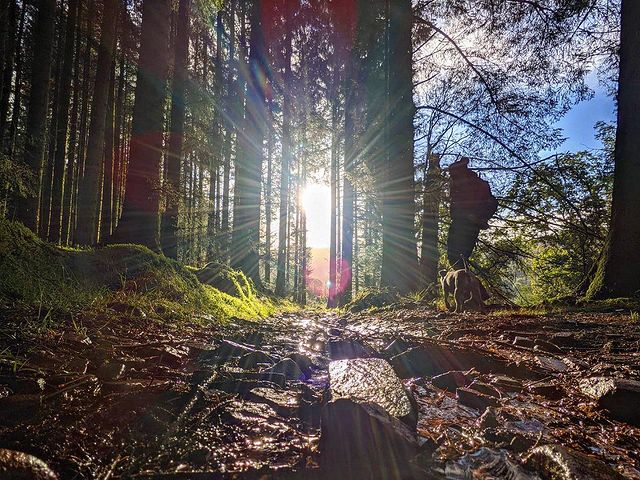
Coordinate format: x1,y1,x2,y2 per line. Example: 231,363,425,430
0,218,280,323
345,288,400,313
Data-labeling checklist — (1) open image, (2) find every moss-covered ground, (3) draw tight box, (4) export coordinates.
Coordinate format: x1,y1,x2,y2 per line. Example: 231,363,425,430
0,218,291,326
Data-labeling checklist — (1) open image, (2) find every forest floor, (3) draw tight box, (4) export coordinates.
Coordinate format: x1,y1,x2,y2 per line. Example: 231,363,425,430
1,302,640,479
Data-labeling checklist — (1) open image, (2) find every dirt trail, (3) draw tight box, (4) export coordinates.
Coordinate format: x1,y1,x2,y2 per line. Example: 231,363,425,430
1,305,640,479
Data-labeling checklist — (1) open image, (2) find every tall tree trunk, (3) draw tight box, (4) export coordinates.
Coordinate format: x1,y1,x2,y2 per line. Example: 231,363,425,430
220,0,235,264
420,153,442,290
101,52,117,242
15,0,57,231
231,0,265,287
328,97,339,307
0,0,17,144
275,2,293,296
50,0,79,244
40,11,66,239
76,0,118,245
161,0,190,259
380,0,418,293
5,0,25,156
264,98,273,284
62,0,84,244
113,0,170,250
587,0,640,299
207,10,222,260
112,52,126,227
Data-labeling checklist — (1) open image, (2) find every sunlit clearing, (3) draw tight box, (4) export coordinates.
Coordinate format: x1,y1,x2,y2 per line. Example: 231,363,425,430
301,183,331,248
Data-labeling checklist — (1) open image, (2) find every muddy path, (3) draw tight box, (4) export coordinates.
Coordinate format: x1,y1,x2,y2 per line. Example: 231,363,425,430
1,305,640,479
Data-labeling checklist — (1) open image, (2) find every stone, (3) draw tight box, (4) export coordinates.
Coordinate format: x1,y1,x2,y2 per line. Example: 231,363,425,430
96,361,126,381
528,382,564,400
263,359,305,381
286,352,314,376
525,444,624,480
0,449,58,479
327,339,372,360
431,370,472,392
456,387,499,412
319,399,419,480
328,358,417,429
578,377,640,426
249,387,299,416
513,336,535,349
391,341,540,380
220,371,287,388
477,407,499,429
64,357,89,374
534,339,563,354
468,381,501,398
238,351,275,369
381,338,412,358
206,339,257,364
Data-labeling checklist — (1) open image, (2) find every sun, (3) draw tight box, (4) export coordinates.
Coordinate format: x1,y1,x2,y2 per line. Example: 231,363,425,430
300,183,331,248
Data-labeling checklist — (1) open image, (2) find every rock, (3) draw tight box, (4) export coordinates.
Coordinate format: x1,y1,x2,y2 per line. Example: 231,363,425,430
64,357,89,374
319,398,419,480
157,346,184,368
328,358,417,430
431,370,472,393
286,352,314,376
456,387,499,412
578,377,640,426
446,448,532,480
534,339,563,354
381,338,412,358
525,444,624,479
0,449,58,479
220,371,287,388
238,351,275,369
536,355,569,372
249,387,299,416
528,382,564,400
390,341,537,379
263,359,305,381
477,407,499,429
513,336,535,349
96,361,126,381
327,339,372,360
207,339,258,364
468,381,501,398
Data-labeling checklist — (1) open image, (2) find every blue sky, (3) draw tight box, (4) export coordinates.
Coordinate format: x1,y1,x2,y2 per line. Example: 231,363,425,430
553,75,616,152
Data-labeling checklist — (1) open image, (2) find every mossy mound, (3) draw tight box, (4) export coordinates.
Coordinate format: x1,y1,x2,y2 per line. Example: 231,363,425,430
345,288,400,313
0,218,278,322
194,262,255,299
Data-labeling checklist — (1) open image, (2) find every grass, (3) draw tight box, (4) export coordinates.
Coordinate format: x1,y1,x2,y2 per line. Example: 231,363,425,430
0,218,285,326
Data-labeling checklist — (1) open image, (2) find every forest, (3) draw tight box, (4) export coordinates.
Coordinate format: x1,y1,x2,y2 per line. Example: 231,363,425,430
0,0,639,478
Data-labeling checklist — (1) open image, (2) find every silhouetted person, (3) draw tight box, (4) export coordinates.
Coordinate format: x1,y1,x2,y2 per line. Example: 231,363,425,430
446,157,498,268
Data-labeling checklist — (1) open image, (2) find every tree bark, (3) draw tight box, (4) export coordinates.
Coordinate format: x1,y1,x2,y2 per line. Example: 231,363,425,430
49,0,80,244
161,0,190,259
420,153,442,290
0,0,17,143
587,0,640,299
113,0,170,251
380,0,418,294
231,0,265,287
76,0,118,245
275,1,293,296
15,0,57,232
